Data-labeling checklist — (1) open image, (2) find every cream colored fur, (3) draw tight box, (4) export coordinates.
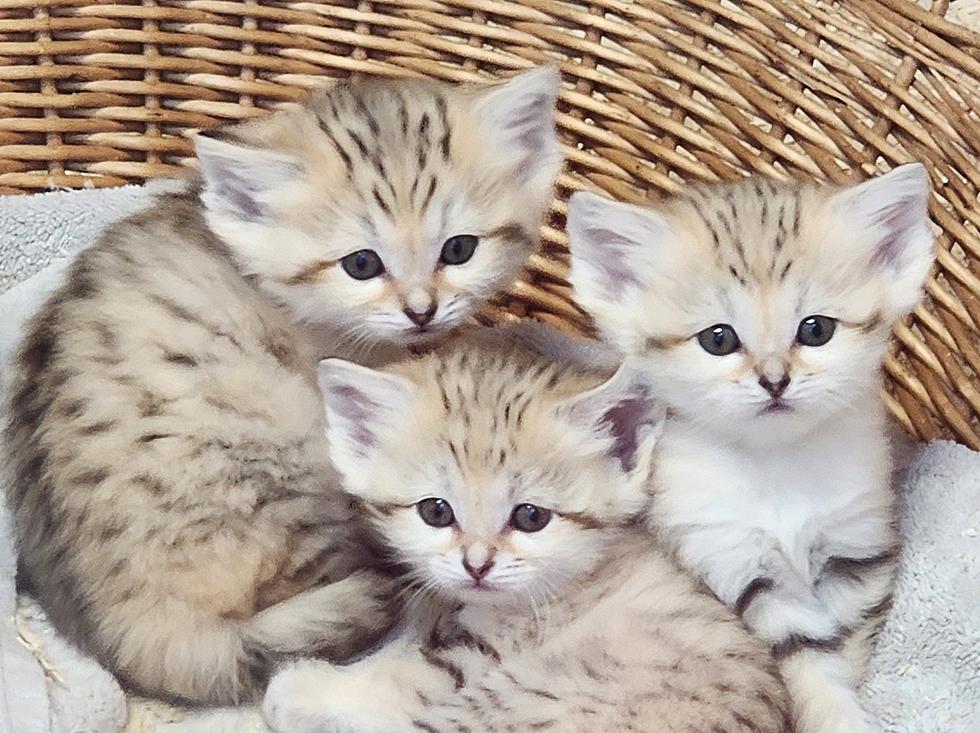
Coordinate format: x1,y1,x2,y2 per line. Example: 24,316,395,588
3,68,562,705
566,165,935,733
263,344,791,733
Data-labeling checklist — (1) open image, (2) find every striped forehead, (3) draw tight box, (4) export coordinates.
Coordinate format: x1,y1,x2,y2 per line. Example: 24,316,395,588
673,179,816,289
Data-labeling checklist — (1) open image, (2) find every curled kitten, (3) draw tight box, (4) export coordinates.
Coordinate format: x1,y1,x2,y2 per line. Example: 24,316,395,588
567,165,934,733
263,344,791,733
2,68,563,705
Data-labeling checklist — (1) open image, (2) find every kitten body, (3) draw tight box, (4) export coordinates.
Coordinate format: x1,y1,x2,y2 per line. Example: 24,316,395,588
567,166,935,733
3,69,562,705
263,345,791,733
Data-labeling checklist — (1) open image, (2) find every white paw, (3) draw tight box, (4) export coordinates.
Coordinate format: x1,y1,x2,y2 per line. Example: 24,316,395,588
263,661,344,733
262,660,401,733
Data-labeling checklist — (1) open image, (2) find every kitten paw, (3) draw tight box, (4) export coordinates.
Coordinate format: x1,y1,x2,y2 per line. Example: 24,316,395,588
263,660,403,733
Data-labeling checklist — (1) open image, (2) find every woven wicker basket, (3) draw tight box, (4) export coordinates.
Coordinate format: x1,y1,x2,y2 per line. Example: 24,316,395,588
1,1,978,448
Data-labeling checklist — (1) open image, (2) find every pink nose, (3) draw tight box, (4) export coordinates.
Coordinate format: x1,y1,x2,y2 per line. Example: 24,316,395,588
463,557,494,581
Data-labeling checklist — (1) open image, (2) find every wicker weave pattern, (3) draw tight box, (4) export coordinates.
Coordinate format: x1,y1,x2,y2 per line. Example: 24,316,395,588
0,0,978,448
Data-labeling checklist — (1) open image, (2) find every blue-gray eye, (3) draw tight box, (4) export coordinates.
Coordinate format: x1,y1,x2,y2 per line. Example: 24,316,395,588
417,498,455,528
340,249,384,280
697,324,740,356
510,504,552,533
797,316,837,347
440,235,478,265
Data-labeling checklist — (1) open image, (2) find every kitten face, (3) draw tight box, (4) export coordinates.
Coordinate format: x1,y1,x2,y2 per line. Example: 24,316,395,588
568,165,934,444
318,349,664,606
195,68,563,345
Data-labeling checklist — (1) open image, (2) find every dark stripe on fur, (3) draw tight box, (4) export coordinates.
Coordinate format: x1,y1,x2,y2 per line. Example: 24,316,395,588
734,577,774,617
772,634,842,659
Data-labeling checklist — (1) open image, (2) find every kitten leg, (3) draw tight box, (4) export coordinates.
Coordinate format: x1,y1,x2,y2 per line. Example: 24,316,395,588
814,548,898,680
778,649,878,733
736,549,897,733
246,569,398,661
263,638,451,733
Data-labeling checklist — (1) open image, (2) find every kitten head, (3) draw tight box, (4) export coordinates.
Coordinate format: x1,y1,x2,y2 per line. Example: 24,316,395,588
567,165,934,444
195,68,562,345
318,346,664,606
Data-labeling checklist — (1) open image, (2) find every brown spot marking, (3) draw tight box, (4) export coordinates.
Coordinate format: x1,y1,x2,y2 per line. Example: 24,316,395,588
138,391,166,418
853,312,884,334
644,334,688,352
58,398,88,419
559,511,607,530
487,222,532,249
284,259,336,286
164,351,197,368
71,467,110,487
77,419,116,436
137,433,174,444
133,473,167,496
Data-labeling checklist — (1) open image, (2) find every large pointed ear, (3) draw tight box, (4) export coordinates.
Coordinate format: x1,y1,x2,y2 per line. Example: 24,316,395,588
317,359,416,488
195,133,305,223
559,363,665,481
473,66,562,194
566,191,672,338
830,163,935,315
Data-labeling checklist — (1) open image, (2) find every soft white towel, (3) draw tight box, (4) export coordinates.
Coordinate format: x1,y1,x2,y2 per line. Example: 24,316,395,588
0,184,978,731
862,440,980,731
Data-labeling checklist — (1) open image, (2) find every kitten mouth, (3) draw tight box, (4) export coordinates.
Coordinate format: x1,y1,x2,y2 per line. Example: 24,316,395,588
761,399,792,415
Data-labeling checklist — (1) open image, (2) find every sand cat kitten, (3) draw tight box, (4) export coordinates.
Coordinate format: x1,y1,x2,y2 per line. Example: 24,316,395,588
3,68,562,705
567,164,934,733
262,344,791,733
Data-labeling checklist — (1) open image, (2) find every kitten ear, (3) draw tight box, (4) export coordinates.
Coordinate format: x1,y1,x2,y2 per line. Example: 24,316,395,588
560,363,665,478
831,163,935,314
195,132,304,222
567,191,672,340
473,65,562,192
318,359,416,485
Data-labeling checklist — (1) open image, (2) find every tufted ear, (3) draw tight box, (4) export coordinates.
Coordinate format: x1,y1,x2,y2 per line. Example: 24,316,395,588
830,163,935,315
559,362,665,480
318,359,416,488
195,133,305,223
473,65,562,194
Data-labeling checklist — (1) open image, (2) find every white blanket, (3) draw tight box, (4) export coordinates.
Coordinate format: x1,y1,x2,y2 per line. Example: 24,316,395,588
0,185,977,731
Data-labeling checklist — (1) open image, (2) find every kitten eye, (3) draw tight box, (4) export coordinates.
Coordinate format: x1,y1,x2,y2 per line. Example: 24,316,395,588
417,498,455,528
340,249,385,280
510,504,552,533
796,315,837,347
439,235,478,266
696,324,741,356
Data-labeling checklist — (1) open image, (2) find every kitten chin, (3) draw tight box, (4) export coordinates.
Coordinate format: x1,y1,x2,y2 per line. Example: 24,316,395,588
195,67,564,348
